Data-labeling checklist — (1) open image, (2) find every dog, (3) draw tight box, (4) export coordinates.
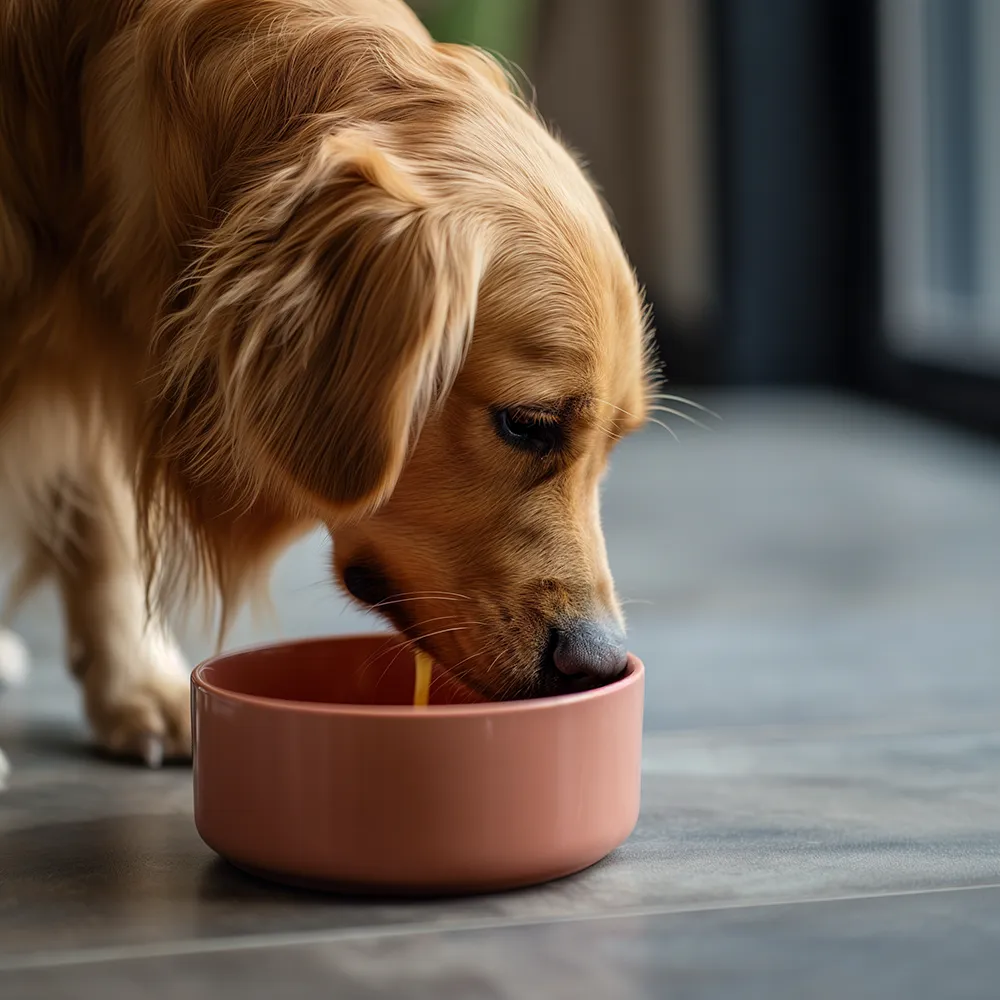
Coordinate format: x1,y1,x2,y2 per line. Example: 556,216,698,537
0,0,653,777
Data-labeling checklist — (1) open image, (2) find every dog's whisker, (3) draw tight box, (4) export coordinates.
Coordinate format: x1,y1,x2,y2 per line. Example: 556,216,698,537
648,393,722,420
375,590,472,601
591,416,625,443
356,608,479,681
483,648,525,701
594,397,637,420
373,641,417,689
372,623,480,690
368,593,470,610
357,616,486,688
459,649,503,700
384,612,465,630
355,635,410,684
486,649,505,674
438,650,489,694
646,416,680,441
356,593,471,629
364,630,431,689
648,405,713,432
382,621,484,664
444,652,479,676
594,397,680,441
368,590,470,606
408,623,483,645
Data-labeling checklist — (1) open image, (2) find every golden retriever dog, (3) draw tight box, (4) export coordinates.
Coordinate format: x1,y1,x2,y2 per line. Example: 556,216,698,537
0,0,652,776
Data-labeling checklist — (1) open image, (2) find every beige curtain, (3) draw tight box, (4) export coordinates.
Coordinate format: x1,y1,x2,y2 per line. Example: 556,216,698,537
532,0,715,329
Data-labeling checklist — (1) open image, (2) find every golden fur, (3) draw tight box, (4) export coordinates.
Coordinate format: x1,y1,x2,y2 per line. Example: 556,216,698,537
0,0,651,761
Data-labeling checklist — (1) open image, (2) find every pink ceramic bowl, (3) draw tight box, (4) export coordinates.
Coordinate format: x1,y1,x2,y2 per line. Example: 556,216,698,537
192,634,644,894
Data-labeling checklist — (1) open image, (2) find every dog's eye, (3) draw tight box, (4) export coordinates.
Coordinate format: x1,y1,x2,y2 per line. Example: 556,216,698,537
495,407,561,455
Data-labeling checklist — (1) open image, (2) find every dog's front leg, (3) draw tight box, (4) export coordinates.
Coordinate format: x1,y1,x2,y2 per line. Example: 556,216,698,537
52,450,191,767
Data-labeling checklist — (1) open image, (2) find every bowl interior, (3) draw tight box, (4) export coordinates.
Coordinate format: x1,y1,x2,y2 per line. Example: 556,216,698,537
196,634,487,707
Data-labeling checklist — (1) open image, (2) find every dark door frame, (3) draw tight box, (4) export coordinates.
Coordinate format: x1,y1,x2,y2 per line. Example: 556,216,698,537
710,0,1000,436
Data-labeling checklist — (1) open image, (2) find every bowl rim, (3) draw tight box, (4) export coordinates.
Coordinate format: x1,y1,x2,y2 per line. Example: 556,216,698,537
192,633,644,719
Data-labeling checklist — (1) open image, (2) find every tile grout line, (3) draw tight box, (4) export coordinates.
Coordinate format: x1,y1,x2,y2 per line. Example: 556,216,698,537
2,881,999,974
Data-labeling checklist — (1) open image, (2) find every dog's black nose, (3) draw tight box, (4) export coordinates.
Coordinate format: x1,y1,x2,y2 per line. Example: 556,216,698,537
551,620,628,684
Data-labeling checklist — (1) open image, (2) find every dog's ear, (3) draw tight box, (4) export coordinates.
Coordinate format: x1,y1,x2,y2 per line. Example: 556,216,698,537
157,130,483,519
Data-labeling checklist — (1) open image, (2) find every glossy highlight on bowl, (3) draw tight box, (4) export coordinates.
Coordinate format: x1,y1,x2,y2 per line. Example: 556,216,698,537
192,634,644,895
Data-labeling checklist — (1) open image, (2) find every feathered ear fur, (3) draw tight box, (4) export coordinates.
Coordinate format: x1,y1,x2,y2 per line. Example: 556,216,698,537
139,129,483,622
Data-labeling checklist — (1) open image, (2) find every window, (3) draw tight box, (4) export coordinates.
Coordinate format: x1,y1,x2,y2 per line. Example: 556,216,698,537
880,0,1000,373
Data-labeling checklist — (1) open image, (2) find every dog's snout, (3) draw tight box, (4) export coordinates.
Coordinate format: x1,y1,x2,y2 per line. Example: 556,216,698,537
551,620,627,685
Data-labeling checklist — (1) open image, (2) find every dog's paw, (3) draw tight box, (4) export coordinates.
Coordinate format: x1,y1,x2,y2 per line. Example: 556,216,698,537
87,672,192,767
0,628,29,691
83,633,191,768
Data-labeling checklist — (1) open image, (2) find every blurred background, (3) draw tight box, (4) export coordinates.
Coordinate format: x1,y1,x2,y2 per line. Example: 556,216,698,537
413,0,1000,434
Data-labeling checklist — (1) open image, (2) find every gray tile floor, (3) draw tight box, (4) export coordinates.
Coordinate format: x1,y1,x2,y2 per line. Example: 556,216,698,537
2,391,999,997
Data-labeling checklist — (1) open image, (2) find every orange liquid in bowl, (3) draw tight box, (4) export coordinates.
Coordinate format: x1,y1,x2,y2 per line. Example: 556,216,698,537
413,651,433,707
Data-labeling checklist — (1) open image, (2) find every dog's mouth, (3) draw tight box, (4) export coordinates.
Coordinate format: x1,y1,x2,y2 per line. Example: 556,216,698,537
340,561,607,701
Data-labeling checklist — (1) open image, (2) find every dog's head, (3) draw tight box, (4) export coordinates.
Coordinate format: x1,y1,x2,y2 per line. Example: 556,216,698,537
148,34,651,697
